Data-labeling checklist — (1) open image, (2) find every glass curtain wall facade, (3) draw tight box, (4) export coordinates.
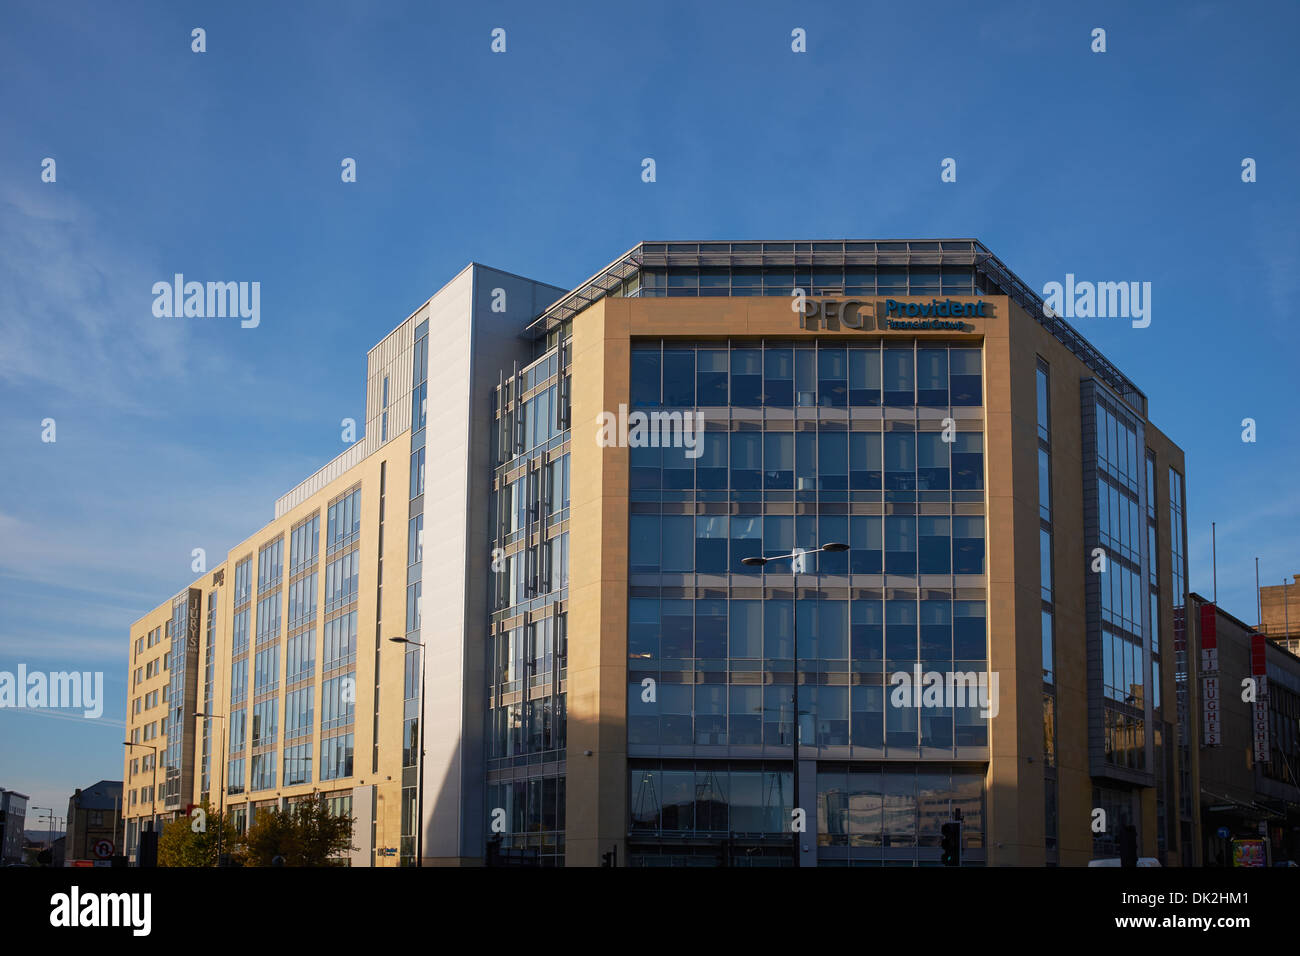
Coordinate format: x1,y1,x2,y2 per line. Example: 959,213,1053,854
1081,380,1155,857
1037,359,1058,861
400,319,428,866
162,589,200,811
622,336,988,866
487,333,572,866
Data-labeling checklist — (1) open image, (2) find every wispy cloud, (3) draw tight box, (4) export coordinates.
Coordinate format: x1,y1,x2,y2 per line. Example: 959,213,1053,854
0,186,199,413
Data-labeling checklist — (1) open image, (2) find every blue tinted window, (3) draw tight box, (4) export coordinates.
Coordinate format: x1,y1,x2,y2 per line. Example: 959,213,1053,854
729,600,762,658
954,601,986,660
697,431,727,489
630,443,660,490
920,600,952,658
885,600,917,658
630,515,658,571
952,432,984,490
917,432,950,490
885,515,917,574
629,348,660,408
662,350,694,406
661,516,693,572
950,349,981,406
730,432,761,489
764,432,793,489
916,349,948,406
730,516,762,572
819,515,848,573
731,349,762,406
696,350,728,406
849,433,882,490
883,348,913,406
795,350,816,407
884,432,916,491
918,516,950,573
764,349,793,405
848,348,881,405
629,598,659,661
695,600,727,657
764,600,793,660
661,600,693,659
953,516,985,574
764,514,794,561
695,515,728,572
818,431,848,490
851,600,883,660
817,348,847,406
849,516,882,573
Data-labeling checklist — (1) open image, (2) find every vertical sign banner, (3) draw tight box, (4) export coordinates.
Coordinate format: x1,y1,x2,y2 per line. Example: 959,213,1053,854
1200,603,1220,746
187,588,201,649
1251,633,1270,763
1174,605,1188,746
1202,677,1220,746
1199,603,1218,673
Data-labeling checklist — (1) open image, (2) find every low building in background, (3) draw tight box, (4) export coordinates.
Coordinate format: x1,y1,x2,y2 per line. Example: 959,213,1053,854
1258,575,1300,657
0,789,28,864
1189,593,1300,865
65,780,123,866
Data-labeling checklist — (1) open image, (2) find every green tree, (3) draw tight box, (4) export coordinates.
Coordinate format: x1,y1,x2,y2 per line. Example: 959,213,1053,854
245,796,354,867
157,803,243,867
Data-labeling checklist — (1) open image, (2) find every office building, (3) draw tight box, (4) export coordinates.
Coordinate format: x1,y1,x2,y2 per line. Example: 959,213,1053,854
125,240,1192,865
0,789,28,864
1258,576,1300,656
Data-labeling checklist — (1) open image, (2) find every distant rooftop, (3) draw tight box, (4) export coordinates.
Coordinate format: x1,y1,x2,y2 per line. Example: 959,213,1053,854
70,780,123,811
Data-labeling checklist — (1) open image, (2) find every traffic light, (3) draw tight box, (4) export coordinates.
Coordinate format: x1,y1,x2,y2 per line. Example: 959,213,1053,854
941,821,961,867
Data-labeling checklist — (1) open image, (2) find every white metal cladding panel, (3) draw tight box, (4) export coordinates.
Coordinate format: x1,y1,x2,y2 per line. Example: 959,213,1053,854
275,311,425,519
366,315,417,427
417,269,477,860
273,432,380,518
366,348,414,439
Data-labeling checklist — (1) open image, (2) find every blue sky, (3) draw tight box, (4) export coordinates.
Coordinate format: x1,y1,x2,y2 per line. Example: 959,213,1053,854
1,0,1296,819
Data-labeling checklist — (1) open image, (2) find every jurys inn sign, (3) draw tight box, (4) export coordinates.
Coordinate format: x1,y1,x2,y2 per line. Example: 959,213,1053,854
796,296,990,331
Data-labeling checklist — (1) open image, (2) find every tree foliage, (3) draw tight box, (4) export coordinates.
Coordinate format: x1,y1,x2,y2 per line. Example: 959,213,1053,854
244,796,354,867
157,803,243,867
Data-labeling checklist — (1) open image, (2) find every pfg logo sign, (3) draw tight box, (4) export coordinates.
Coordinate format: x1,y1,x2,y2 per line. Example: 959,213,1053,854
795,295,989,331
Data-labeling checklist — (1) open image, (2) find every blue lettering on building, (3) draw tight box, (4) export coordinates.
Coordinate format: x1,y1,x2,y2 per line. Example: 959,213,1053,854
885,318,969,330
884,298,989,319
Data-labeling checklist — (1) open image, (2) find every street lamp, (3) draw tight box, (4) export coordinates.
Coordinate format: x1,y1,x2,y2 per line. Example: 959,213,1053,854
124,740,160,844
31,806,52,856
742,541,848,867
194,711,227,866
389,636,425,868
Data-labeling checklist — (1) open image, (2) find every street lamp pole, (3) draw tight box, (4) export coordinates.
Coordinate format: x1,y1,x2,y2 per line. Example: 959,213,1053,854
743,541,848,868
195,712,226,866
390,636,426,868
32,807,51,859
124,740,160,847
